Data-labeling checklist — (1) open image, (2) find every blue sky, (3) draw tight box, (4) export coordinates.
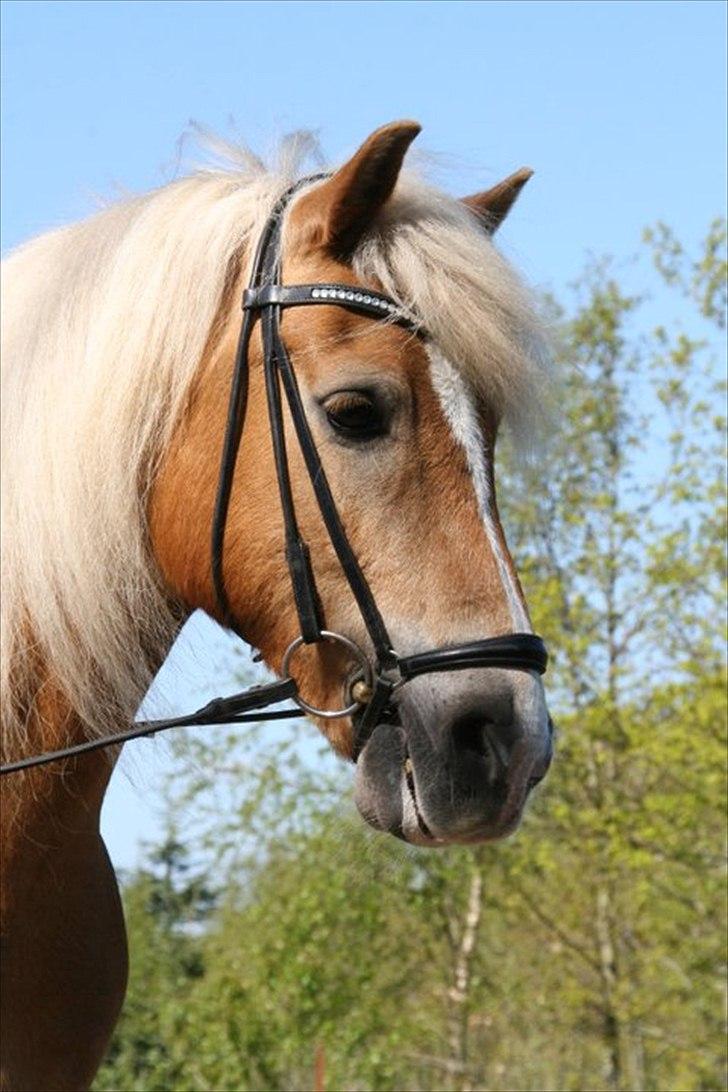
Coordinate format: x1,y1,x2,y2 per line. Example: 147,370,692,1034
2,0,726,869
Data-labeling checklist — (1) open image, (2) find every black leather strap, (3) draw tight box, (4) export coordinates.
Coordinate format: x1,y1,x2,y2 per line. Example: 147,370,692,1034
398,634,548,679
209,307,255,630
351,674,396,760
0,678,299,774
272,325,398,669
243,283,419,332
211,176,329,632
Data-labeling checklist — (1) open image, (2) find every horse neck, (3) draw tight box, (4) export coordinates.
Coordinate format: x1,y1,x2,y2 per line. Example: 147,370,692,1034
2,654,119,836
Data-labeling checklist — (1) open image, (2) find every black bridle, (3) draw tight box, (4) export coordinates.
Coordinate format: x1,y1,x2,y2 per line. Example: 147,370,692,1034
0,177,547,776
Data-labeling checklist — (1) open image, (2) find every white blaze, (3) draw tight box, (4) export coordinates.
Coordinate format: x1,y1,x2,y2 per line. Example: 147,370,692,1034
428,348,531,633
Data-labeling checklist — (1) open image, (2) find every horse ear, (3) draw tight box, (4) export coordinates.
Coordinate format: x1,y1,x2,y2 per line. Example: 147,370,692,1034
293,120,421,257
461,167,533,235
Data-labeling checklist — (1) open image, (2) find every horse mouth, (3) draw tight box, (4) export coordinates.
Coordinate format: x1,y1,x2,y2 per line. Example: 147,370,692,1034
352,720,442,845
351,708,444,846
402,752,438,843
352,700,547,846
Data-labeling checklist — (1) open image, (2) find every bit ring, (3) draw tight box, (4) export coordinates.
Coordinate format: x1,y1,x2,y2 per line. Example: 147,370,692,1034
282,630,374,719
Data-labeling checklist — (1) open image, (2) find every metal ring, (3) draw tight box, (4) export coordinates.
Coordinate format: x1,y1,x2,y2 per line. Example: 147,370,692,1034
281,630,374,719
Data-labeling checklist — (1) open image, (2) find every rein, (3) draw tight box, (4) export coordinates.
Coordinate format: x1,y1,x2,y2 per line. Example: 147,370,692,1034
1,176,547,777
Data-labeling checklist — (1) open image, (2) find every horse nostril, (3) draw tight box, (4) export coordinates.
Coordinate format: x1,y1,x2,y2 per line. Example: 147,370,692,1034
451,711,491,759
450,709,514,782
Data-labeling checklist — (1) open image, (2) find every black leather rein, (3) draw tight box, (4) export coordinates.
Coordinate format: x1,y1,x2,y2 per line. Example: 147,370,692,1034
0,176,547,776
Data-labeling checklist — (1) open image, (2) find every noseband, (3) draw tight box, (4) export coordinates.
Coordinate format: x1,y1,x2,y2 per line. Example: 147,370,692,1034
1,176,547,775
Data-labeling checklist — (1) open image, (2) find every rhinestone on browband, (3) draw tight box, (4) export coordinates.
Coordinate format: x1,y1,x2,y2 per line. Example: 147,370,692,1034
311,287,398,313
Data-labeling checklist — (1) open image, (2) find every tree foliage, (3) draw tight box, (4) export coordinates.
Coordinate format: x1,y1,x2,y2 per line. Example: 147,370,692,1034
95,223,727,1092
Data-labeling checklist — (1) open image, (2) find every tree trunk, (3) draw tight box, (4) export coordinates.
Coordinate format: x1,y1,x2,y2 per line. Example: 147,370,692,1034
447,863,484,1092
595,883,643,1092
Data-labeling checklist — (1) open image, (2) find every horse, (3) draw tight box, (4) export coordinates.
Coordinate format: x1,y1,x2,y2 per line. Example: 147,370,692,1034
0,120,553,1090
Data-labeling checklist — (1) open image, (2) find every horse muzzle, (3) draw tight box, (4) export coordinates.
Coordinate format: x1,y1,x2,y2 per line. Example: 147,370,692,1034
353,668,553,845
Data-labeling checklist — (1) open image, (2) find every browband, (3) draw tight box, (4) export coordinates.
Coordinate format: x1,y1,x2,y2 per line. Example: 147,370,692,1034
242,283,420,332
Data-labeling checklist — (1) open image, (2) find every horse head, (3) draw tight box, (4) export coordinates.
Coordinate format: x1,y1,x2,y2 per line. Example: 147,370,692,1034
150,122,553,845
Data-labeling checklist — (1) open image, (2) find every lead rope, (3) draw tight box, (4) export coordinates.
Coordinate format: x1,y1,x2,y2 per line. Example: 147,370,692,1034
0,678,300,775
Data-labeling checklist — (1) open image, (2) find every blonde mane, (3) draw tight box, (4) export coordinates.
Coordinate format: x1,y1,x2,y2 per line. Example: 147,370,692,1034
1,132,548,751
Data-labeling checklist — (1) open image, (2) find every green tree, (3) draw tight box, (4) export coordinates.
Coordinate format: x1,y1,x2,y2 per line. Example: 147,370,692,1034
96,222,726,1092
487,220,726,1091
96,835,216,1089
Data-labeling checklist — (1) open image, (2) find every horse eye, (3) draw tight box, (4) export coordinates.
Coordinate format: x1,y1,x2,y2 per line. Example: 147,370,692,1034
323,391,386,440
